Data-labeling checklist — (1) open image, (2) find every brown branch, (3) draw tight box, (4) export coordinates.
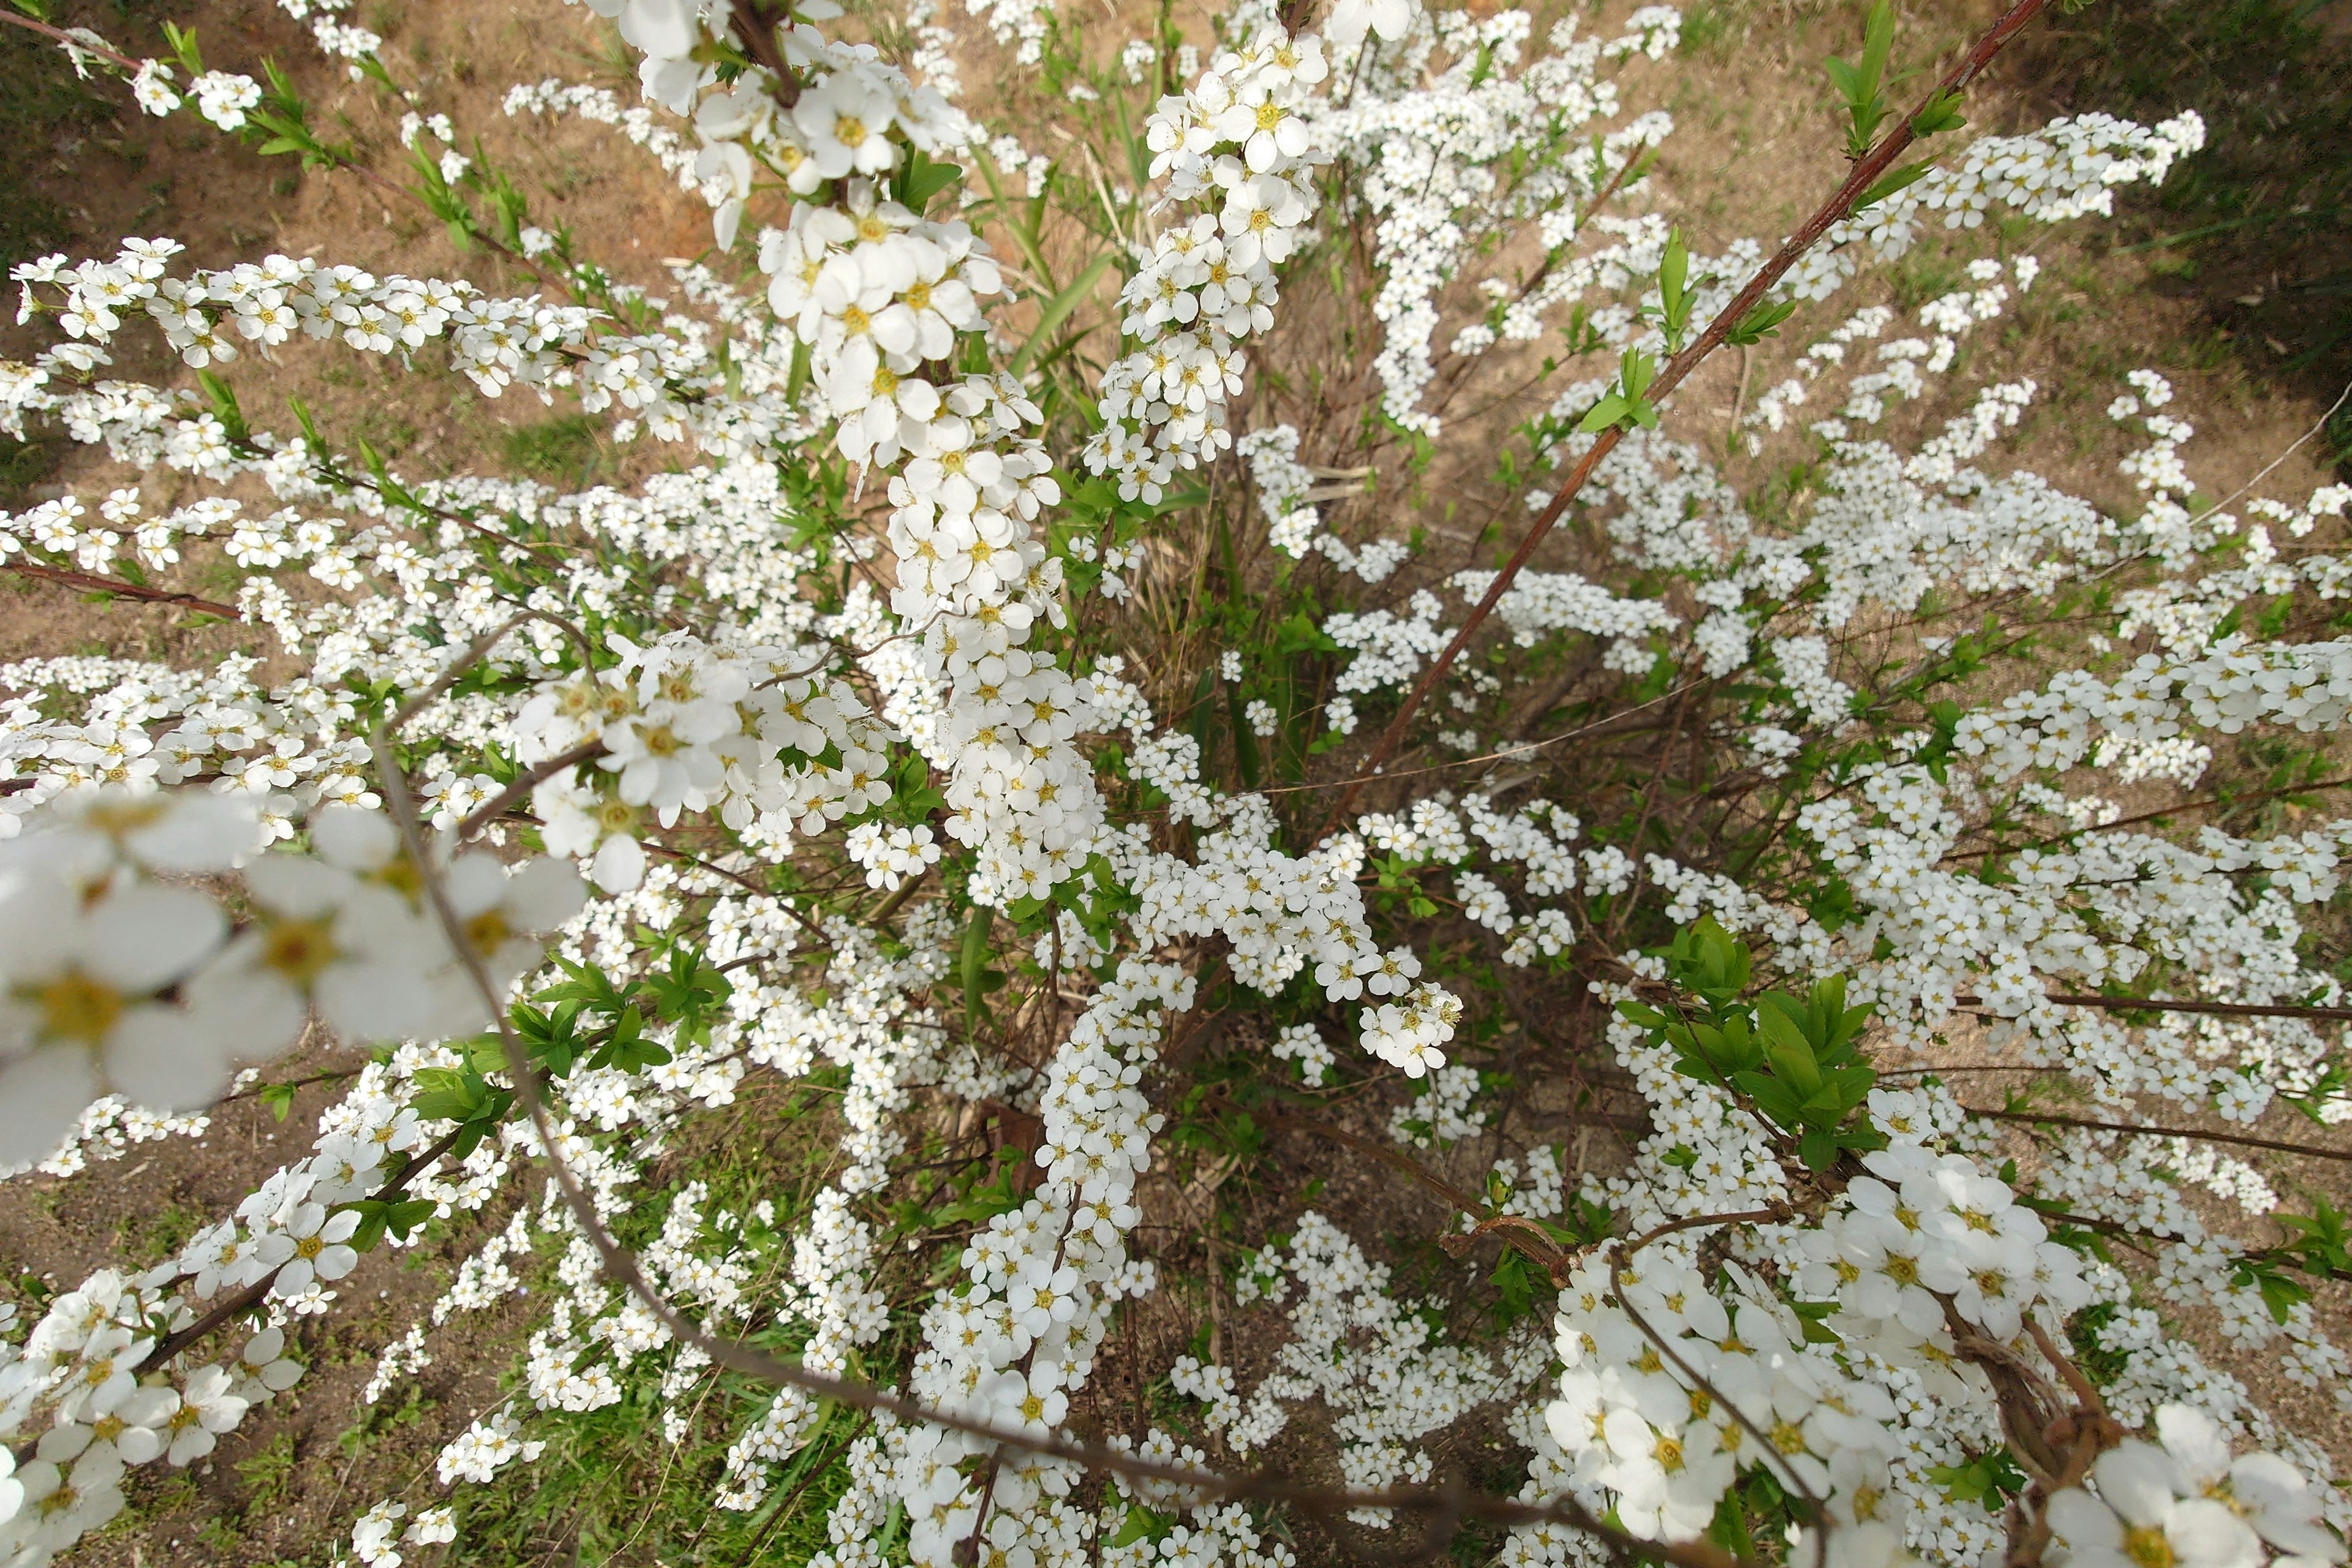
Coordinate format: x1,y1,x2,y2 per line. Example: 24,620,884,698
453,738,603,842
0,9,140,70
6,559,241,618
729,0,804,108
147,1125,465,1366
1320,0,2054,835
1942,775,2352,863
1954,991,2352,1023
1961,1105,2352,1164
866,863,930,925
1618,1205,1791,1259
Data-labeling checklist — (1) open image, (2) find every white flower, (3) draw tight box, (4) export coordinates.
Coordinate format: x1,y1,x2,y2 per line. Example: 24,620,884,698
438,850,588,996
600,702,737,824
794,78,897,181
162,1366,250,1464
353,1499,408,1566
2047,1417,2266,1568
1326,0,1418,46
0,870,231,1166
227,1325,304,1404
260,1201,363,1296
189,808,450,1050
14,1448,126,1548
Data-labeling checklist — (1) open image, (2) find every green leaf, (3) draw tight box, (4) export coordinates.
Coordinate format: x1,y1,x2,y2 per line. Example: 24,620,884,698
1726,298,1796,346
892,149,965,214
1575,393,1633,434
256,1081,298,1121
1911,86,1967,138
1929,1451,2027,1506
1656,228,1695,350
194,370,249,444
1852,158,1936,215
409,1067,488,1124
1108,1507,1168,1549
1824,0,1899,156
960,903,993,1026
2231,1257,2313,1324
1010,251,1113,377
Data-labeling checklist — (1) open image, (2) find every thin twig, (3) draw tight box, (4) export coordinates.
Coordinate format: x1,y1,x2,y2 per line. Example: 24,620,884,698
1940,775,2352,862
453,738,603,842
1961,1104,2352,1164
1954,992,2352,1023
6,559,241,618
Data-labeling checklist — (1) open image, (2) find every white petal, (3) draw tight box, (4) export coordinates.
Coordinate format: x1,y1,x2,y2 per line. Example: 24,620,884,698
2094,1444,2187,1528
0,1047,99,1167
241,855,351,918
503,857,587,932
129,793,259,872
2155,1404,2231,1486
309,805,398,872
85,884,225,992
591,834,645,892
104,1003,233,1114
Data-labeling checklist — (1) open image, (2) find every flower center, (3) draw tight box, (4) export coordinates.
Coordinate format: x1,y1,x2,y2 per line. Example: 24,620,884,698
465,909,514,954
31,970,124,1044
263,916,339,984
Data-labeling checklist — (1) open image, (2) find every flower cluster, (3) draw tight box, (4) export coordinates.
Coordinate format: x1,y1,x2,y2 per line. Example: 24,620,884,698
0,790,580,1166
1087,23,1338,502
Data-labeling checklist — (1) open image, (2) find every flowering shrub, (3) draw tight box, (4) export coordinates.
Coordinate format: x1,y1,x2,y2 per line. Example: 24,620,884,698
1,0,2350,1566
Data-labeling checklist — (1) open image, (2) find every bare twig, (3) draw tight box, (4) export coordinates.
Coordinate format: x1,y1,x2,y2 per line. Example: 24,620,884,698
1960,1104,2352,1164
1941,775,2352,862
1954,992,2352,1023
6,559,241,618
452,738,603,842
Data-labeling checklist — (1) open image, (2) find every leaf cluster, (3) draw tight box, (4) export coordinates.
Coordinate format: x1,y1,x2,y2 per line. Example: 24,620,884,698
1619,916,1883,1170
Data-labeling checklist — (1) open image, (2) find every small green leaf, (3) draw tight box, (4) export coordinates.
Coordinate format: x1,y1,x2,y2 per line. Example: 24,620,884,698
1911,86,1967,138
1011,251,1113,377
1726,298,1798,347
893,149,965,214
1853,158,1937,215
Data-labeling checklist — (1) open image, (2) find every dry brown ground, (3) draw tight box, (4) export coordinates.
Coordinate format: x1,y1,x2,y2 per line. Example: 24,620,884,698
4,0,2350,1562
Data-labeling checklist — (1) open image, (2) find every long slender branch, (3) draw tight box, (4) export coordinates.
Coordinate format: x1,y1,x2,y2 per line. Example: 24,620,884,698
1961,1105,2352,1164
6,558,241,617
0,9,140,69
1955,992,2352,1023
147,1125,465,1366
1618,1205,1790,1259
1321,0,2054,834
453,738,603,842
1942,775,2352,863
